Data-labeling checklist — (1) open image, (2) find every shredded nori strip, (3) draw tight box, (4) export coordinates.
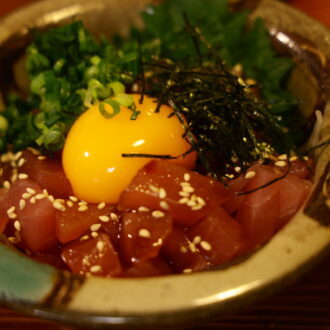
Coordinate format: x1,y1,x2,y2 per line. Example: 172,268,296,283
121,147,194,160
138,18,297,178
122,153,175,159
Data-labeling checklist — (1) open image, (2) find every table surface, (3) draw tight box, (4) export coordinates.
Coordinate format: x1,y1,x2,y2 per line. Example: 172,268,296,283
0,1,329,329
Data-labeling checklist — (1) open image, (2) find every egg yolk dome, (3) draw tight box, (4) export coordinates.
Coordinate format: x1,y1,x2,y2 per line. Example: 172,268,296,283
62,94,196,204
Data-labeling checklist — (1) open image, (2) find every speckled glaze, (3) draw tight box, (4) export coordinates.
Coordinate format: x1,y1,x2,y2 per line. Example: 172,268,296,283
0,0,329,328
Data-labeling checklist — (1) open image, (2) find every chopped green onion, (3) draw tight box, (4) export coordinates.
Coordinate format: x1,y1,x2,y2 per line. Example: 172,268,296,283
109,82,125,95
99,99,121,119
116,93,134,107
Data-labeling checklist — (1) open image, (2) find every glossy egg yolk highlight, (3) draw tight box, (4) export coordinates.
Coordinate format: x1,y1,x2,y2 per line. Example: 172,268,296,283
62,94,196,204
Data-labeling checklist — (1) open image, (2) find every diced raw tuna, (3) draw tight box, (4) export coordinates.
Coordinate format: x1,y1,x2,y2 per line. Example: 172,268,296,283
61,233,122,277
20,150,73,198
188,207,245,265
119,160,231,226
120,211,172,263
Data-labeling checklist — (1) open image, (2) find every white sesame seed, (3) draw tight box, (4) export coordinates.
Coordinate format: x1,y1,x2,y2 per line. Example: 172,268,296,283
187,200,197,207
138,228,151,238
78,205,88,212
149,185,160,194
53,201,66,211
10,161,17,168
91,232,99,238
278,154,288,160
99,215,110,223
90,265,102,273
37,155,46,160
180,182,190,187
66,200,74,207
183,186,194,193
22,193,31,199
17,158,26,167
234,166,241,173
200,241,212,251
48,195,55,202
69,196,78,202
14,220,21,231
191,205,203,211
245,171,256,179
275,160,287,167
160,201,169,210
3,181,11,189
110,213,119,222
28,147,40,155
179,197,189,204
152,238,163,247
7,206,16,215
30,197,36,204
8,237,18,244
96,241,105,252
14,151,22,161
183,268,192,274
138,206,150,212
19,199,26,210
179,191,190,197
152,210,165,218
225,173,235,179
90,223,101,232
188,242,197,253
180,246,188,253
184,173,191,181
303,156,309,161
42,189,49,196
35,193,46,200
193,236,201,244
8,213,17,219
80,235,90,241
11,173,18,183
97,202,106,210
289,156,298,162
159,188,167,199
196,197,206,206
18,173,28,180
78,201,88,206
26,188,36,194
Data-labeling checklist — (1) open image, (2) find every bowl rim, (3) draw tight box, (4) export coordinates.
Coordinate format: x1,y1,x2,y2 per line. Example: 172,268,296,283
0,0,329,327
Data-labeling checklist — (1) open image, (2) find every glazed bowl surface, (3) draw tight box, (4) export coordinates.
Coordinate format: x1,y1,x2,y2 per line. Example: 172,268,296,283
0,0,329,327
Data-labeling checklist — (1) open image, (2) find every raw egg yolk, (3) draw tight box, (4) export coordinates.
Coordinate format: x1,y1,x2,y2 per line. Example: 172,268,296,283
62,94,196,204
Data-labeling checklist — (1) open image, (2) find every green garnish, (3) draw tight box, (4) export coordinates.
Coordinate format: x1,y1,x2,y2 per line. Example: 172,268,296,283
99,99,121,119
2,21,137,151
1,0,303,177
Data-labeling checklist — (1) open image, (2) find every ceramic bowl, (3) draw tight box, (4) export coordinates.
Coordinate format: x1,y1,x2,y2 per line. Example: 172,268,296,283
0,0,329,328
